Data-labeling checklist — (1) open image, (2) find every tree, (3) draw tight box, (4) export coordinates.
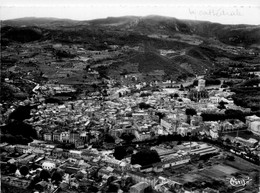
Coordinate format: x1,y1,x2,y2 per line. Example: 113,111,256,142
29,175,41,189
173,93,179,99
144,186,153,193
218,101,228,110
185,108,197,116
19,165,29,176
155,112,165,121
51,171,63,184
40,169,51,181
139,102,153,109
226,155,235,161
186,108,197,124
9,105,32,121
225,138,231,144
120,133,135,142
107,176,117,185
131,149,161,166
2,120,37,139
179,84,184,91
107,183,119,193
104,134,115,143
114,146,127,160
8,163,17,174
126,146,134,155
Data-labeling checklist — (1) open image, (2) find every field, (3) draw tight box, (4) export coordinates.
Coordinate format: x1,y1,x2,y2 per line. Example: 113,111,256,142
162,149,260,192
200,164,238,179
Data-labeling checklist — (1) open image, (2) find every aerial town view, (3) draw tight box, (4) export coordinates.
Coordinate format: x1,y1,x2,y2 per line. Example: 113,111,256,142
1,1,260,193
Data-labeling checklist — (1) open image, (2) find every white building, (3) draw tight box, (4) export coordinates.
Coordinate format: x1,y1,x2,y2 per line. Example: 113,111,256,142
197,79,206,91
60,131,69,142
246,115,260,136
42,161,56,171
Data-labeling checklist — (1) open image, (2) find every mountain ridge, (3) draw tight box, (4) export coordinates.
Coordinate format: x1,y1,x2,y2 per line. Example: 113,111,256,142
1,15,260,82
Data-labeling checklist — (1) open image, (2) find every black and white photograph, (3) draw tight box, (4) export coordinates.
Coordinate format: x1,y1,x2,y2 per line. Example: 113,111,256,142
1,0,260,192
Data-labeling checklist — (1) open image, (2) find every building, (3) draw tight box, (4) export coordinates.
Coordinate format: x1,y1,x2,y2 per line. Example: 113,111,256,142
52,131,61,142
1,175,30,189
15,145,30,154
233,137,258,147
203,187,220,193
130,182,149,193
250,121,260,136
43,132,52,141
60,131,69,142
127,171,157,187
245,115,260,136
209,96,221,104
197,79,206,91
69,150,82,158
160,154,190,169
52,148,63,158
190,143,219,156
69,131,80,144
42,161,56,171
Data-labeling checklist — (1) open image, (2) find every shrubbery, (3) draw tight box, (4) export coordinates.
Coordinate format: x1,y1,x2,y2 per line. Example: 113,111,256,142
131,149,161,166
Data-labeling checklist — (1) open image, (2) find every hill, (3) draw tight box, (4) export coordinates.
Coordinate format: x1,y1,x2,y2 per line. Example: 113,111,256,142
1,15,260,83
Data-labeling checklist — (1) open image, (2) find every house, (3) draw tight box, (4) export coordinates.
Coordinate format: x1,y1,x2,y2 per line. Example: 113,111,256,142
15,145,30,154
69,150,82,158
43,132,52,141
190,115,203,126
222,121,234,132
17,154,36,165
134,131,151,141
62,149,70,158
209,96,221,104
52,131,61,142
233,137,258,147
69,131,80,144
52,148,63,158
60,131,69,142
75,139,84,149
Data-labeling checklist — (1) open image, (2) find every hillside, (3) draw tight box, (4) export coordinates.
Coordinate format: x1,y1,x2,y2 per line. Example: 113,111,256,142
1,15,260,85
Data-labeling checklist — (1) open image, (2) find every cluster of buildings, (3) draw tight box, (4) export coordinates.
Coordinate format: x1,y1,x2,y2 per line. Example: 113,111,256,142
0,136,220,193
1,76,260,193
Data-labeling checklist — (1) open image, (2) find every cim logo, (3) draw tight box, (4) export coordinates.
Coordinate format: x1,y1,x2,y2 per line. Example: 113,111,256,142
227,176,252,187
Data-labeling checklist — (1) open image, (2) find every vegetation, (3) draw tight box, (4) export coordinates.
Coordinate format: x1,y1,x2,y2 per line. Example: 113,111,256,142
120,133,135,143
103,134,115,143
19,165,29,176
131,148,161,166
8,105,32,121
1,119,37,144
114,146,127,160
185,108,197,116
138,102,154,109
40,169,51,181
201,109,253,122
193,79,221,86
231,86,260,111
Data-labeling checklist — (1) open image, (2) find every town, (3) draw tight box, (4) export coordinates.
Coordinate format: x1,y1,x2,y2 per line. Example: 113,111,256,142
1,15,260,193
1,69,260,193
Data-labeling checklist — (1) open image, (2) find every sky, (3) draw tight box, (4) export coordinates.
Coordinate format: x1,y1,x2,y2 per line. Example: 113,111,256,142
1,0,260,25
